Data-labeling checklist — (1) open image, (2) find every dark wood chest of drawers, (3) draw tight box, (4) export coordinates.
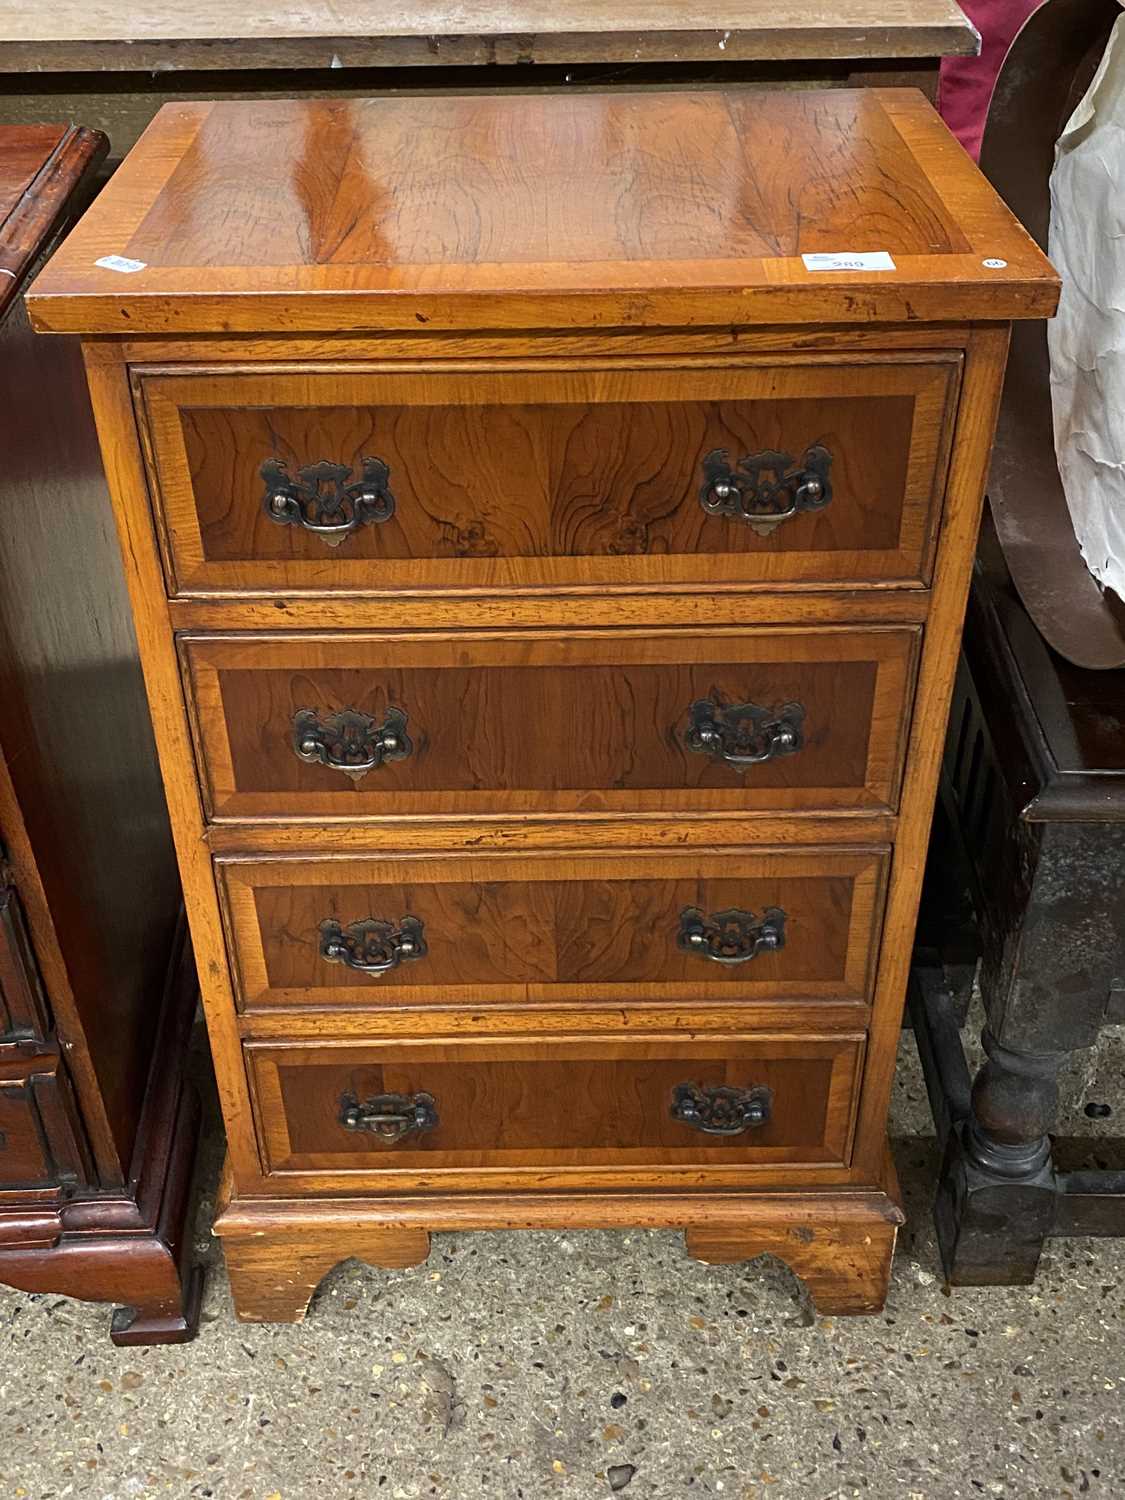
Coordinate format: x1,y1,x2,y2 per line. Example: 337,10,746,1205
28,88,1058,1320
0,124,200,1343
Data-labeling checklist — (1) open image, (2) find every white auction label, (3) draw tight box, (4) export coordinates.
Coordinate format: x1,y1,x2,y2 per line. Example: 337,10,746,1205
95,255,148,274
802,251,896,272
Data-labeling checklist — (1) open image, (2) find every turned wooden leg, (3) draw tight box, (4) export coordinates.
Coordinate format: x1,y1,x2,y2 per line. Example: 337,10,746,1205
935,1028,1067,1286
686,1214,899,1315
222,1227,432,1324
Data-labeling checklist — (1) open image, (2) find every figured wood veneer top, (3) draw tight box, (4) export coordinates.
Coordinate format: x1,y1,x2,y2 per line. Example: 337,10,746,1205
28,90,1058,335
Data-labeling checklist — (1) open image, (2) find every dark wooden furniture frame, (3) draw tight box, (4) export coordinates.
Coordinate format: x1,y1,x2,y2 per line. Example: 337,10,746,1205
0,124,202,1344
911,523,1125,1283
908,0,1125,1288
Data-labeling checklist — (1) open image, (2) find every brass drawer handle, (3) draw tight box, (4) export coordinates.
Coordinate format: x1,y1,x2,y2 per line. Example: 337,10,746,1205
292,706,411,782
320,916,427,975
261,456,395,546
699,445,833,536
672,1082,772,1135
685,698,805,769
339,1090,438,1144
677,905,786,965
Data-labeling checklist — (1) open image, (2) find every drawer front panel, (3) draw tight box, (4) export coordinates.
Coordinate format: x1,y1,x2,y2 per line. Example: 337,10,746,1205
218,849,887,1011
247,1033,865,1179
138,356,959,594
0,1065,87,1189
184,628,918,821
0,885,52,1046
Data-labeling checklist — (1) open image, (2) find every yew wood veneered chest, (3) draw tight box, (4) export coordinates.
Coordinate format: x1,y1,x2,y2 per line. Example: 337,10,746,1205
27,89,1058,1321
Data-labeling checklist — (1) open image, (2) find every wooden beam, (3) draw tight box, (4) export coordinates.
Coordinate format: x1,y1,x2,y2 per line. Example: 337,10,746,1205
0,2,980,74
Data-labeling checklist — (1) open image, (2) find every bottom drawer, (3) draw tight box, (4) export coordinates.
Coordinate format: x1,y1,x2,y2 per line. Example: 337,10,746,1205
247,1033,864,1187
0,1066,87,1189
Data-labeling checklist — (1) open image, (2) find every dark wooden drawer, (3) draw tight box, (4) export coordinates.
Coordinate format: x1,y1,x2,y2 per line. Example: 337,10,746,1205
217,848,887,1012
0,1062,88,1189
0,885,52,1046
246,1032,865,1183
137,355,959,595
183,627,918,822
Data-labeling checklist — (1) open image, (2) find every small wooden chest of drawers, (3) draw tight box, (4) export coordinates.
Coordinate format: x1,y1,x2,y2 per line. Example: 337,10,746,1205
29,88,1058,1319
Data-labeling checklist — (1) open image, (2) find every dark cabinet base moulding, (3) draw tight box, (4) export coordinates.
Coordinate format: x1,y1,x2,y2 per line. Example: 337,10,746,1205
0,934,203,1345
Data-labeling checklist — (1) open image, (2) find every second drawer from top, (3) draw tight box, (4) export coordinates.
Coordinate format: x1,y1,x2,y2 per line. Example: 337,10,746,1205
181,626,919,822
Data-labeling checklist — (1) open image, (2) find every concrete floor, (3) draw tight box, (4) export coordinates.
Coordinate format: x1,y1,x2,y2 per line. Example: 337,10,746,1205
2,1025,1124,1500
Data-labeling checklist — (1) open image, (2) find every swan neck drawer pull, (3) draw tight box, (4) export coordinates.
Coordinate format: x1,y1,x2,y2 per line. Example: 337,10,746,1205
699,444,833,536
677,905,786,965
320,916,427,975
261,456,395,545
292,705,411,782
685,698,805,769
671,1083,773,1135
339,1090,438,1144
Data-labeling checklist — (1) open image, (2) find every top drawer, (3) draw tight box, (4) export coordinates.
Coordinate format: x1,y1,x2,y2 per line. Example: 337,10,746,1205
135,355,960,597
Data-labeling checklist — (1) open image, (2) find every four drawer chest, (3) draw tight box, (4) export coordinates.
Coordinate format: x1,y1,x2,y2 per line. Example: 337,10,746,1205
28,88,1058,1320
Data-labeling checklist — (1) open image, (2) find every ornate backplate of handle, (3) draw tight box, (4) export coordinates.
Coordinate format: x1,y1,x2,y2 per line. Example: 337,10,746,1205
677,905,786,964
320,916,427,976
339,1090,438,1145
292,705,411,783
700,444,832,537
685,698,805,770
261,456,395,546
671,1083,772,1135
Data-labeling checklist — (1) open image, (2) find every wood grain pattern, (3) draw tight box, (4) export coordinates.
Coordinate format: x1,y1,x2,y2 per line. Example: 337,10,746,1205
170,591,933,637
183,627,918,822
79,348,265,1188
27,92,1058,336
234,1000,871,1042
0,126,106,312
0,2,980,72
112,325,978,366
850,324,1013,1183
246,1033,864,1182
213,1155,903,1321
223,1224,430,1323
685,1214,897,1314
0,1062,89,1189
0,272,181,1180
138,355,957,594
51,88,1050,1319
0,937,204,1345
0,117,204,1345
0,885,52,1045
0,1079,55,1185
218,847,887,1011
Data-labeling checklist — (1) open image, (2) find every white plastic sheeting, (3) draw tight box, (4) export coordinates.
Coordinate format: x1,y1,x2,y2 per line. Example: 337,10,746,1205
1048,12,1125,600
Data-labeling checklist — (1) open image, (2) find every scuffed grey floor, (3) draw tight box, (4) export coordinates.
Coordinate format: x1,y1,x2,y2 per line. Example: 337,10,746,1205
2,1028,1124,1500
